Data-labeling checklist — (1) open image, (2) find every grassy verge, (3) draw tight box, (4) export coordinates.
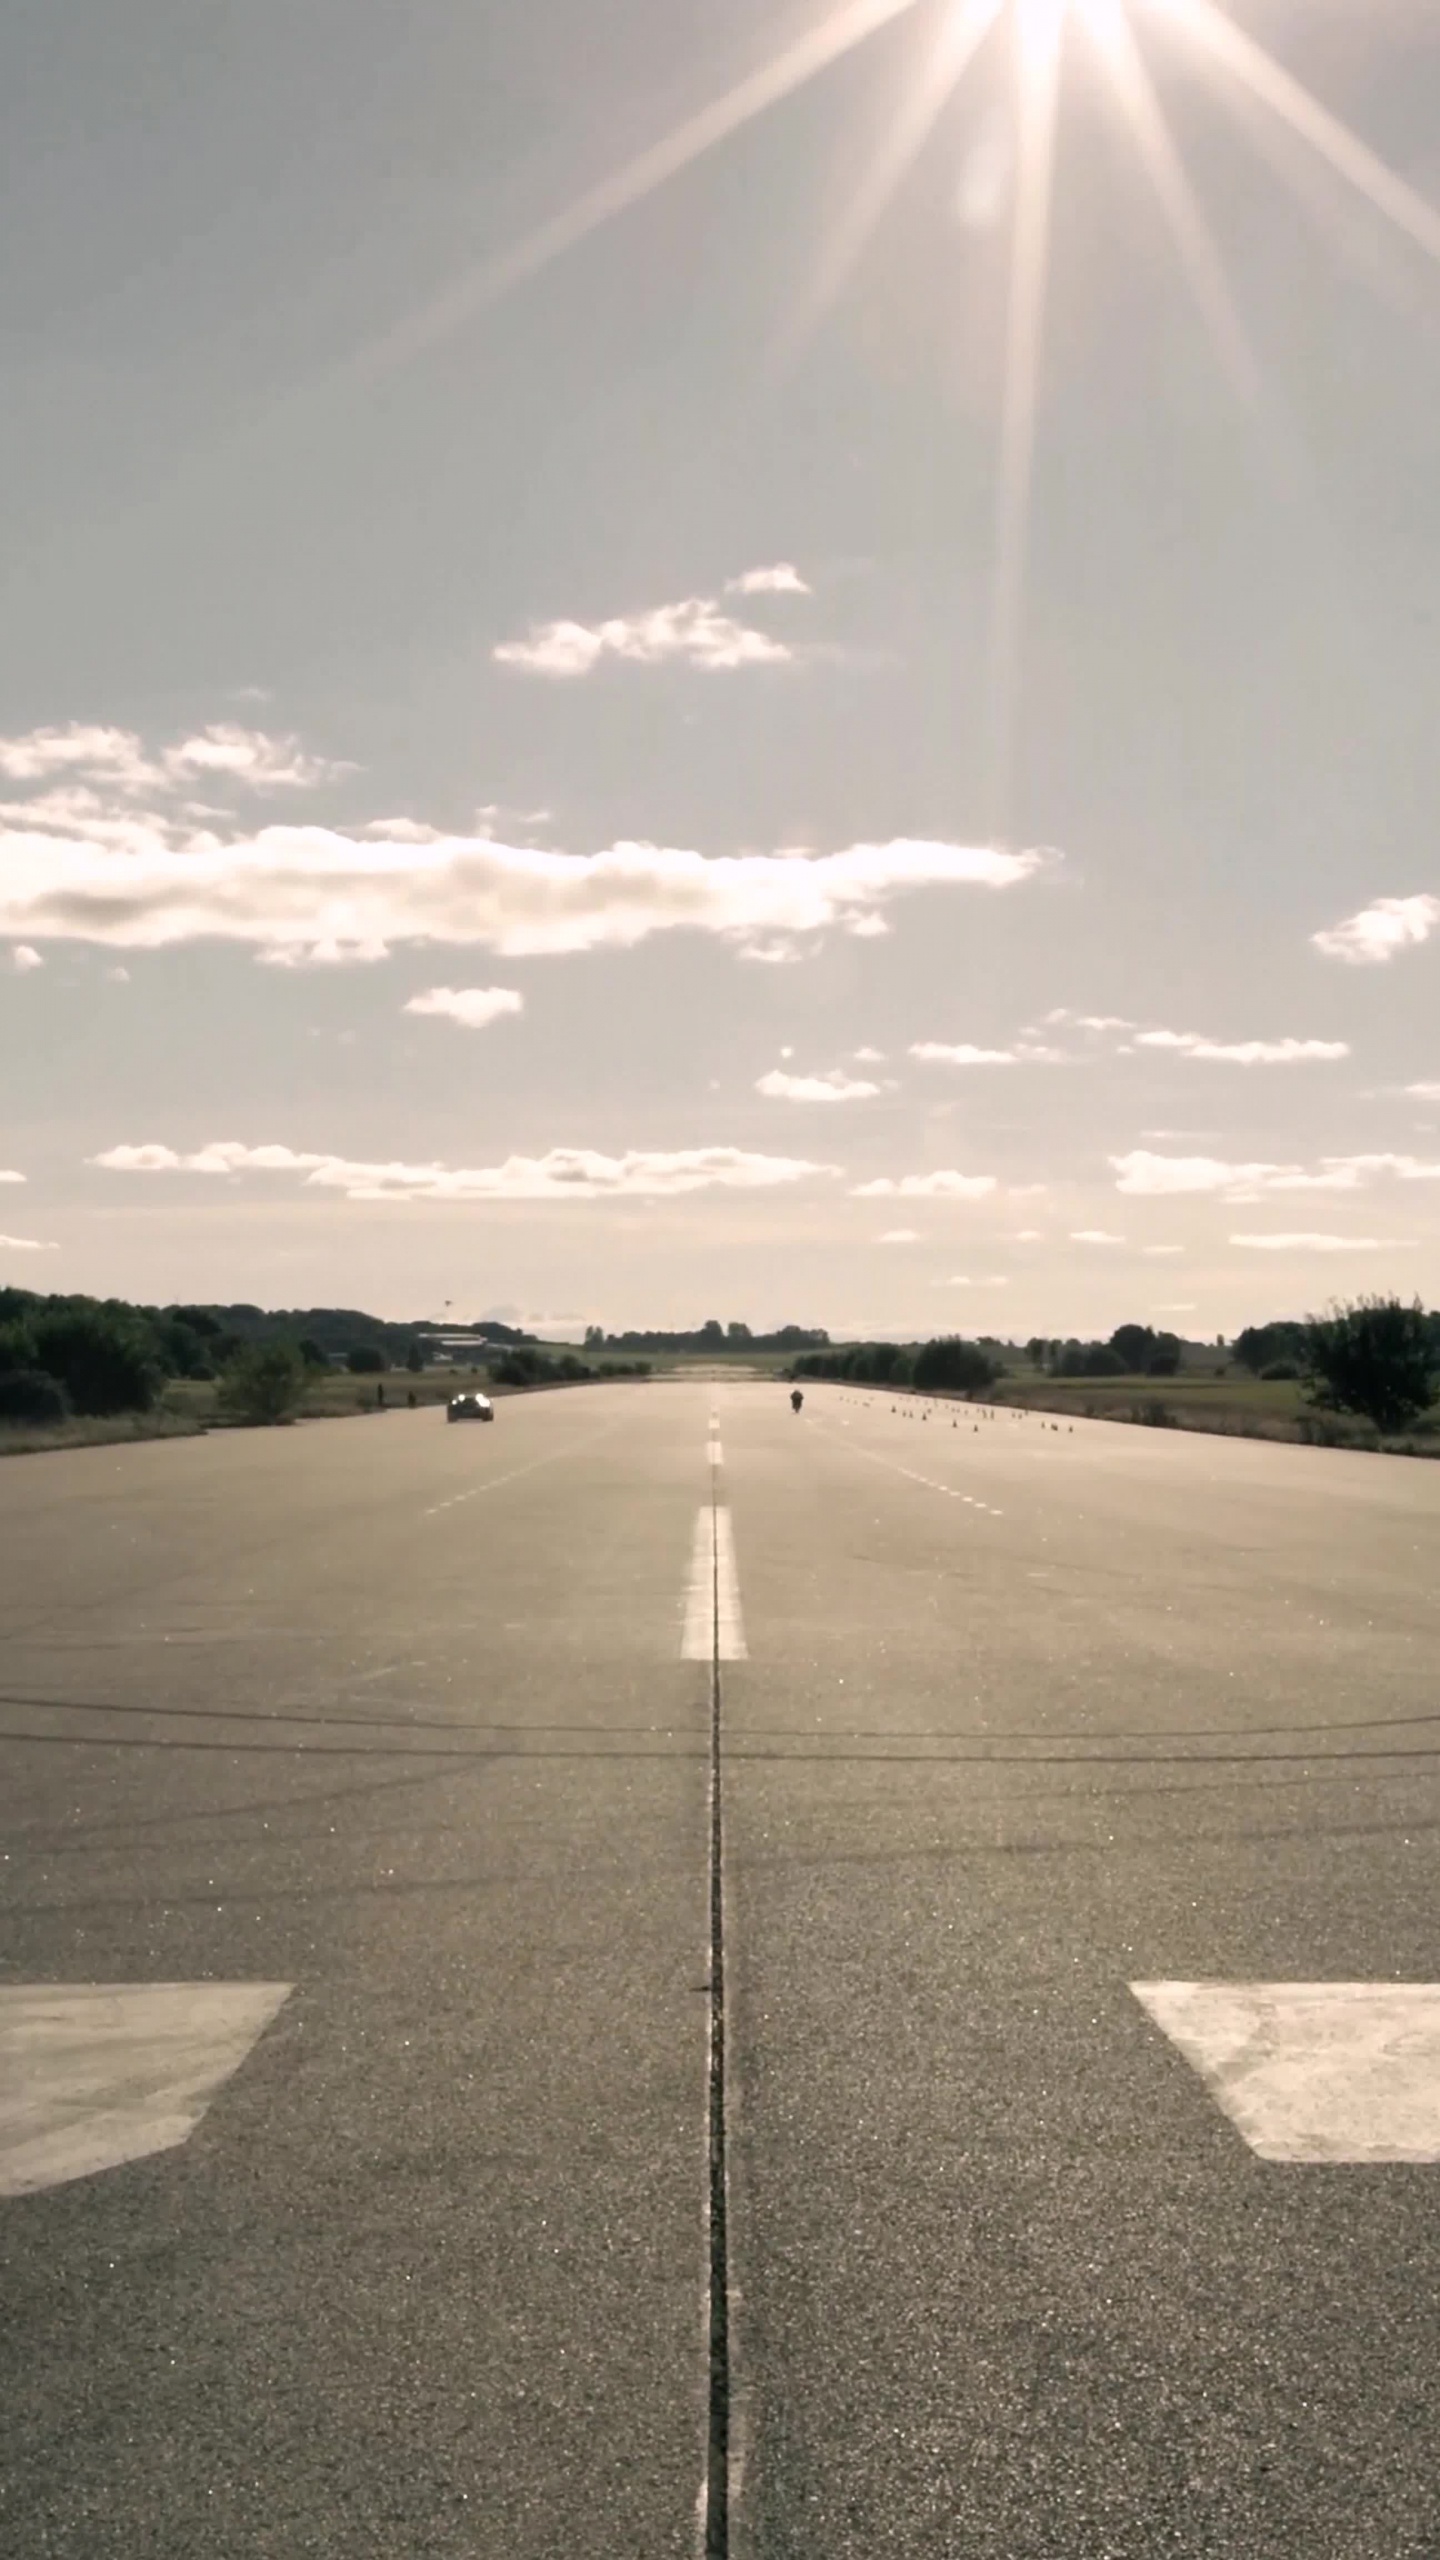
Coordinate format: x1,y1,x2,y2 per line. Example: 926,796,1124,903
0,1408,209,1458
983,1372,1440,1455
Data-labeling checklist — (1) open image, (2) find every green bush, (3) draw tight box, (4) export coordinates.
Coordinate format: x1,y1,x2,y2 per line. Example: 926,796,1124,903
1304,1296,1436,1435
219,1339,307,1426
0,1369,70,1424
345,1345,386,1375
912,1337,1001,1396
34,1308,159,1415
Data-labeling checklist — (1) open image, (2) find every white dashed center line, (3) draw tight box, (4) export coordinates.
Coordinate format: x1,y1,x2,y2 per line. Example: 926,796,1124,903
681,1505,748,1661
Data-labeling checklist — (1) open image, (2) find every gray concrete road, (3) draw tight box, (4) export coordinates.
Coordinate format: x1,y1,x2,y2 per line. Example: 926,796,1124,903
3,1380,1440,2556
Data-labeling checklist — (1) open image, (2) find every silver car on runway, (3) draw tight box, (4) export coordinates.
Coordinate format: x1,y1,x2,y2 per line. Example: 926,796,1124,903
446,1391,494,1422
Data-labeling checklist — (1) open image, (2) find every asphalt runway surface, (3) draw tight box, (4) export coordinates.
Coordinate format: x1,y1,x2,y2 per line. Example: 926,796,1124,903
3,1380,1440,2557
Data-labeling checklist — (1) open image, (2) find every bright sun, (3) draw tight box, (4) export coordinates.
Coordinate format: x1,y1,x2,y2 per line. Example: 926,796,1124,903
388,0,1440,826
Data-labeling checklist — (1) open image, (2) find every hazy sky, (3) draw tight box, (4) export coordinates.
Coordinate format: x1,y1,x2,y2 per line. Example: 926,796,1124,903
2,0,1438,1335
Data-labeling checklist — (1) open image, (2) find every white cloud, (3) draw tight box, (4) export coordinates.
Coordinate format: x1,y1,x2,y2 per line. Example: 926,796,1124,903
91,1140,835,1202
0,721,340,795
0,1170,26,1184
725,563,810,596
10,944,43,972
1133,1031,1349,1065
1012,1228,1045,1241
495,596,796,678
1406,1083,1440,1101
757,1067,881,1102
1071,1228,1126,1245
106,965,131,983
403,985,524,1031
1114,1147,1440,1199
1042,1009,1133,1032
940,1273,1010,1286
1313,894,1440,966
0,768,1044,963
1231,1233,1417,1252
0,1233,55,1251
853,1046,886,1063
910,1041,1020,1067
162,726,344,790
877,1227,920,1244
852,1170,997,1199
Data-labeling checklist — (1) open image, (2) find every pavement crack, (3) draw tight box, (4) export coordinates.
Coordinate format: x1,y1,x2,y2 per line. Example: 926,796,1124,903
703,1482,731,2559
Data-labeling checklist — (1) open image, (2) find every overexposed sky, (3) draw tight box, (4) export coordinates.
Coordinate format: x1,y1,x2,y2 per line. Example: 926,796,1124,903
2,0,1438,1334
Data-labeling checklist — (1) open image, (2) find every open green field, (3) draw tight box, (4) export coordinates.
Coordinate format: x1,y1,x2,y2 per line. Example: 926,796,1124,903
0,1362,577,1457
985,1368,1440,1454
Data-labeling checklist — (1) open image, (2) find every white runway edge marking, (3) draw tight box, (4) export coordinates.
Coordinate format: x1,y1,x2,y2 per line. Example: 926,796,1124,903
0,1983,292,2197
707,1439,724,1466
681,1506,748,1661
1133,1981,1440,2164
816,1430,1003,1517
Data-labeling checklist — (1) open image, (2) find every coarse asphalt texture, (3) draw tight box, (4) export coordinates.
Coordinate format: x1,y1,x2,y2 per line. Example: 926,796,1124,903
2,1378,1439,2558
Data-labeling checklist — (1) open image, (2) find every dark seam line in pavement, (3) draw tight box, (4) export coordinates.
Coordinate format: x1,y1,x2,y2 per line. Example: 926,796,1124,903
7,1727,1440,1770
0,1692,700,1740
0,1730,707,1760
9,1688,1440,1745
705,1479,731,2560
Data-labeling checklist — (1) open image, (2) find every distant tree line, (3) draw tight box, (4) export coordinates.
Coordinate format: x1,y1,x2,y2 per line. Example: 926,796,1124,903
790,1337,1005,1394
584,1319,829,1354
3,1288,1436,1441
1024,1325,1185,1379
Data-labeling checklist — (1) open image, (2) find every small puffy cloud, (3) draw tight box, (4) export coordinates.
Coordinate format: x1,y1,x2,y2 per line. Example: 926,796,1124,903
1134,1030,1349,1065
0,721,340,796
940,1273,1009,1287
1312,895,1440,966
877,1227,920,1244
853,1170,997,1199
495,597,796,679
1071,1228,1126,1245
91,1140,835,1202
910,1041,1019,1067
0,1169,26,1184
0,1233,55,1250
1042,1008,1133,1032
10,944,43,972
0,725,160,788
853,1046,885,1063
725,563,810,595
757,1067,881,1102
1231,1233,1416,1252
1012,1228,1045,1242
1406,1082,1440,1101
404,985,524,1030
106,964,131,983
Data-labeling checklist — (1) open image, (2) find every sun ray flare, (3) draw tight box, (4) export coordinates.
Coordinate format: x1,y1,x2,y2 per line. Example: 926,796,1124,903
1080,0,1258,400
367,0,925,368
786,0,1007,346
987,0,1066,833
1150,0,1440,265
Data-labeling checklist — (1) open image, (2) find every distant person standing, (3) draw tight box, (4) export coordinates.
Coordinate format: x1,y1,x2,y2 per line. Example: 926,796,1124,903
790,1388,804,1413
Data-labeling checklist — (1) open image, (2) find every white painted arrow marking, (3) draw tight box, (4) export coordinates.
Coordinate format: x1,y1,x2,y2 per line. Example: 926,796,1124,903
1133,1981,1440,2164
0,1982,292,2197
